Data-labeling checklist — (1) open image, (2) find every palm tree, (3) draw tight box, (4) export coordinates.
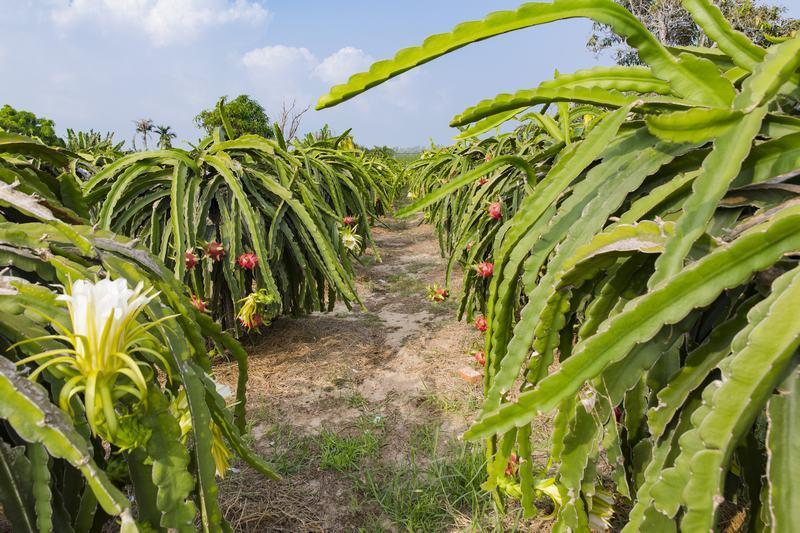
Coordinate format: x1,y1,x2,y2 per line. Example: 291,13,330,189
133,118,154,150
155,125,176,149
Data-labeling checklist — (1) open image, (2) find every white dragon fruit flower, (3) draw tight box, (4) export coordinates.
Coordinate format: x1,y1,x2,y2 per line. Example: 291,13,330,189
340,226,363,252
16,278,164,448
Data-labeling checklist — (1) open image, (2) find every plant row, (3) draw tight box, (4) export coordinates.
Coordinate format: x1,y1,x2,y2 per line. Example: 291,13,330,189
318,1,800,530
0,107,397,531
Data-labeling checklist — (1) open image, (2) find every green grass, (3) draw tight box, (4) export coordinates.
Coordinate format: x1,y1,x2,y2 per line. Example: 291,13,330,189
385,273,428,297
429,293,461,315
420,387,481,415
239,404,313,476
408,422,441,457
358,442,492,532
357,254,378,268
405,261,436,274
261,423,313,476
318,429,381,472
355,412,386,432
345,392,370,409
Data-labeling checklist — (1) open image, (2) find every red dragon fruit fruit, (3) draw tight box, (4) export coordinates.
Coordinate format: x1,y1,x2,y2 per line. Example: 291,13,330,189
475,261,494,278
472,350,486,366
505,453,518,476
485,153,493,161
488,202,502,221
185,250,199,270
343,215,356,226
237,252,259,270
190,295,207,313
427,284,450,302
240,313,263,330
475,315,488,332
206,241,225,262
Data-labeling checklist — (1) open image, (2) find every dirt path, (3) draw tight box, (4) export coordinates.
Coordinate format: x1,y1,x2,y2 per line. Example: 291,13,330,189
216,217,490,532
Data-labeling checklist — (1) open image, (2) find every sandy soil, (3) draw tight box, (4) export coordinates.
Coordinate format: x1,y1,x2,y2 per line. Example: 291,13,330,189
215,216,490,532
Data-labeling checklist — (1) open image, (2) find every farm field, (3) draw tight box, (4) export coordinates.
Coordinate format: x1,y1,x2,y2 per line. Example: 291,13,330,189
213,216,519,531
2,0,800,532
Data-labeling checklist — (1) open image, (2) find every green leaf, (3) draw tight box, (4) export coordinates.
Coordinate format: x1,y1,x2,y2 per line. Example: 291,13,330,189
486,131,690,416
649,106,767,287
83,149,198,193
465,205,800,441
539,65,673,94
645,108,743,143
647,298,755,439
527,112,566,141
205,154,280,300
622,396,699,532
216,97,235,140
27,443,52,533
170,163,189,281
733,132,800,188
454,108,527,140
395,155,536,218
483,108,631,373
0,442,35,533
141,387,197,531
0,358,136,528
766,369,800,531
249,169,359,303
0,133,70,167
557,220,674,288
199,370,280,481
451,86,688,128
734,34,800,110
681,0,765,72
317,0,729,110
680,265,800,531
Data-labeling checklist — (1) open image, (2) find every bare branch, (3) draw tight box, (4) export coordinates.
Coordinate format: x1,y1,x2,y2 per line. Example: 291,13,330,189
277,99,310,142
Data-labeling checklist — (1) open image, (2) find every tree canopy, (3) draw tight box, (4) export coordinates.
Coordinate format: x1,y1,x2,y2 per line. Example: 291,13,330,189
0,104,64,146
194,95,274,139
588,0,800,65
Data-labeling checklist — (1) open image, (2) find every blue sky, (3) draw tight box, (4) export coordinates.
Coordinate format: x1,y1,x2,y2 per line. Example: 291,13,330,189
2,1,799,148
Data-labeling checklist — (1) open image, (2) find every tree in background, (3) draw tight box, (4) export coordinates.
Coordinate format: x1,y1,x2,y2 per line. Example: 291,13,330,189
194,94,274,139
155,124,176,149
0,104,64,146
133,118,154,150
588,0,799,64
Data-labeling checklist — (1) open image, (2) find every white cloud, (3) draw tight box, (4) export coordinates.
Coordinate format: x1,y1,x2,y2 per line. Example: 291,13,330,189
241,45,316,76
313,47,373,86
51,0,269,46
240,46,376,101
239,43,425,132
241,45,318,105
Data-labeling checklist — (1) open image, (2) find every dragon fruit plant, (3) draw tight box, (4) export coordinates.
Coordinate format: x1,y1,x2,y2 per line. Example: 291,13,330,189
0,141,277,532
87,100,393,332
319,1,800,530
